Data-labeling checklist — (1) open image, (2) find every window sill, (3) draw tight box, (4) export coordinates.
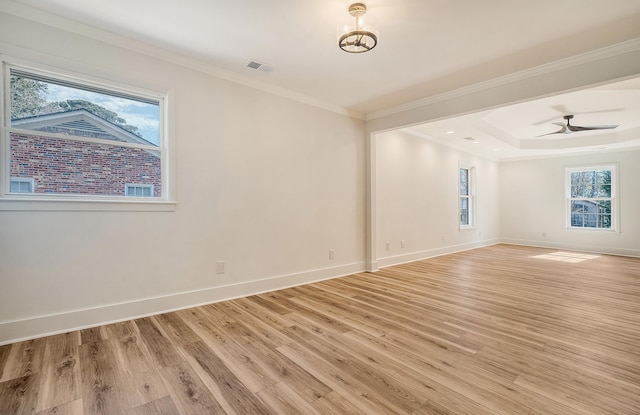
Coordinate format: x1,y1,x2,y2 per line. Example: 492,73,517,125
0,196,177,212
566,226,618,233
459,225,477,231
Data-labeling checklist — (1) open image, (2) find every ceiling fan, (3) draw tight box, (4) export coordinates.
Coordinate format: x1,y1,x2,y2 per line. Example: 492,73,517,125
538,114,618,137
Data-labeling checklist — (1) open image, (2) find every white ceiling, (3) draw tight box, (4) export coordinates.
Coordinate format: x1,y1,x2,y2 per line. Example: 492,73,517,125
402,76,640,160
5,0,640,159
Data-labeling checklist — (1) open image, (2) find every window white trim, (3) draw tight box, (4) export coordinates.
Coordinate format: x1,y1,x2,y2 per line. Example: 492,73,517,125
1,57,174,211
459,162,476,229
565,164,618,232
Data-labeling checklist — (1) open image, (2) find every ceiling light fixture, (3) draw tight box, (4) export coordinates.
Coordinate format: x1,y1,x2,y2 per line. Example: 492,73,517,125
338,3,378,53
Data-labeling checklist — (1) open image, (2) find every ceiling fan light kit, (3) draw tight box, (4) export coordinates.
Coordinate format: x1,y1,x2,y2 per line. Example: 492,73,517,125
538,114,618,137
338,3,378,53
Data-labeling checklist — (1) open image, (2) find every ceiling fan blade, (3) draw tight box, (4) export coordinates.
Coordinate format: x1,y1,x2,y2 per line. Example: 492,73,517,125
567,124,618,132
532,107,624,125
536,126,566,137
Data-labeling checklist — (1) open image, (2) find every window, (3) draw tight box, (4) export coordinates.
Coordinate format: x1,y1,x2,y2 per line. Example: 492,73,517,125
459,164,475,228
2,62,165,203
10,177,34,193
566,165,616,230
125,184,153,197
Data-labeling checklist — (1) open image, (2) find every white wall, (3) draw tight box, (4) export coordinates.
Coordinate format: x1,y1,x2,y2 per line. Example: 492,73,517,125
374,130,501,267
500,150,640,257
0,13,366,343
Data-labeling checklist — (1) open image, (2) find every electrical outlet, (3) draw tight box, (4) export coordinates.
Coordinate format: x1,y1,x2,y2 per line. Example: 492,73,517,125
329,249,335,260
401,240,405,248
216,261,225,274
386,241,390,250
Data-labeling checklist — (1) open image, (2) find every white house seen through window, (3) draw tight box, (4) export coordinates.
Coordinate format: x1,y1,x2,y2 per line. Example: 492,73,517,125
566,165,616,230
3,63,164,200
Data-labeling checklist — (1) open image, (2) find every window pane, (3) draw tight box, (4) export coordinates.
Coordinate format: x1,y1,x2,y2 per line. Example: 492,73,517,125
11,132,161,197
571,169,612,198
10,71,160,146
460,182,468,196
459,168,468,182
570,199,612,229
597,200,611,214
459,168,469,196
460,198,469,225
571,171,592,197
9,178,33,193
125,184,153,197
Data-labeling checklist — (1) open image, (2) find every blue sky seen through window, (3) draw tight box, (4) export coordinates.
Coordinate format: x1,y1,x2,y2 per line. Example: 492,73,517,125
46,84,160,145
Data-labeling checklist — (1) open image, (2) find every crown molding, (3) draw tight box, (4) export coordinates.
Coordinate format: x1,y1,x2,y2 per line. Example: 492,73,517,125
366,38,640,121
0,1,365,120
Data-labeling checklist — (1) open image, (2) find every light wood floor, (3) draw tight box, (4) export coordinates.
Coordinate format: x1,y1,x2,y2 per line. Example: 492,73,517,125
1,244,639,414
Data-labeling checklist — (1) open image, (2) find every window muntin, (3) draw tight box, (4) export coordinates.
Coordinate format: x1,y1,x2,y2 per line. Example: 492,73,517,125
125,184,154,197
566,166,616,230
459,165,475,228
3,64,164,200
9,177,33,193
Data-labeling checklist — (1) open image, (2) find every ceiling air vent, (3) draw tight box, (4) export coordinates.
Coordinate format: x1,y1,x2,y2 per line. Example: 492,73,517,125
244,59,274,73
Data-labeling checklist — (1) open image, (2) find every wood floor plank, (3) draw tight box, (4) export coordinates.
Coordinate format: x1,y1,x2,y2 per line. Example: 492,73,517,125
34,399,83,415
1,244,639,414
107,329,169,410
277,341,405,414
78,340,125,415
128,395,179,415
0,374,40,415
35,333,80,413
182,341,271,414
133,318,182,369
182,311,279,394
79,328,106,346
151,313,200,347
233,334,331,403
280,324,425,413
157,362,227,415
310,390,368,415
0,345,11,382
255,381,322,415
0,339,45,383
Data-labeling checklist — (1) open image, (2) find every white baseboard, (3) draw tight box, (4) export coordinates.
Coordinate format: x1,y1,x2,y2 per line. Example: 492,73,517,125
0,262,365,345
376,239,500,268
499,238,640,258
